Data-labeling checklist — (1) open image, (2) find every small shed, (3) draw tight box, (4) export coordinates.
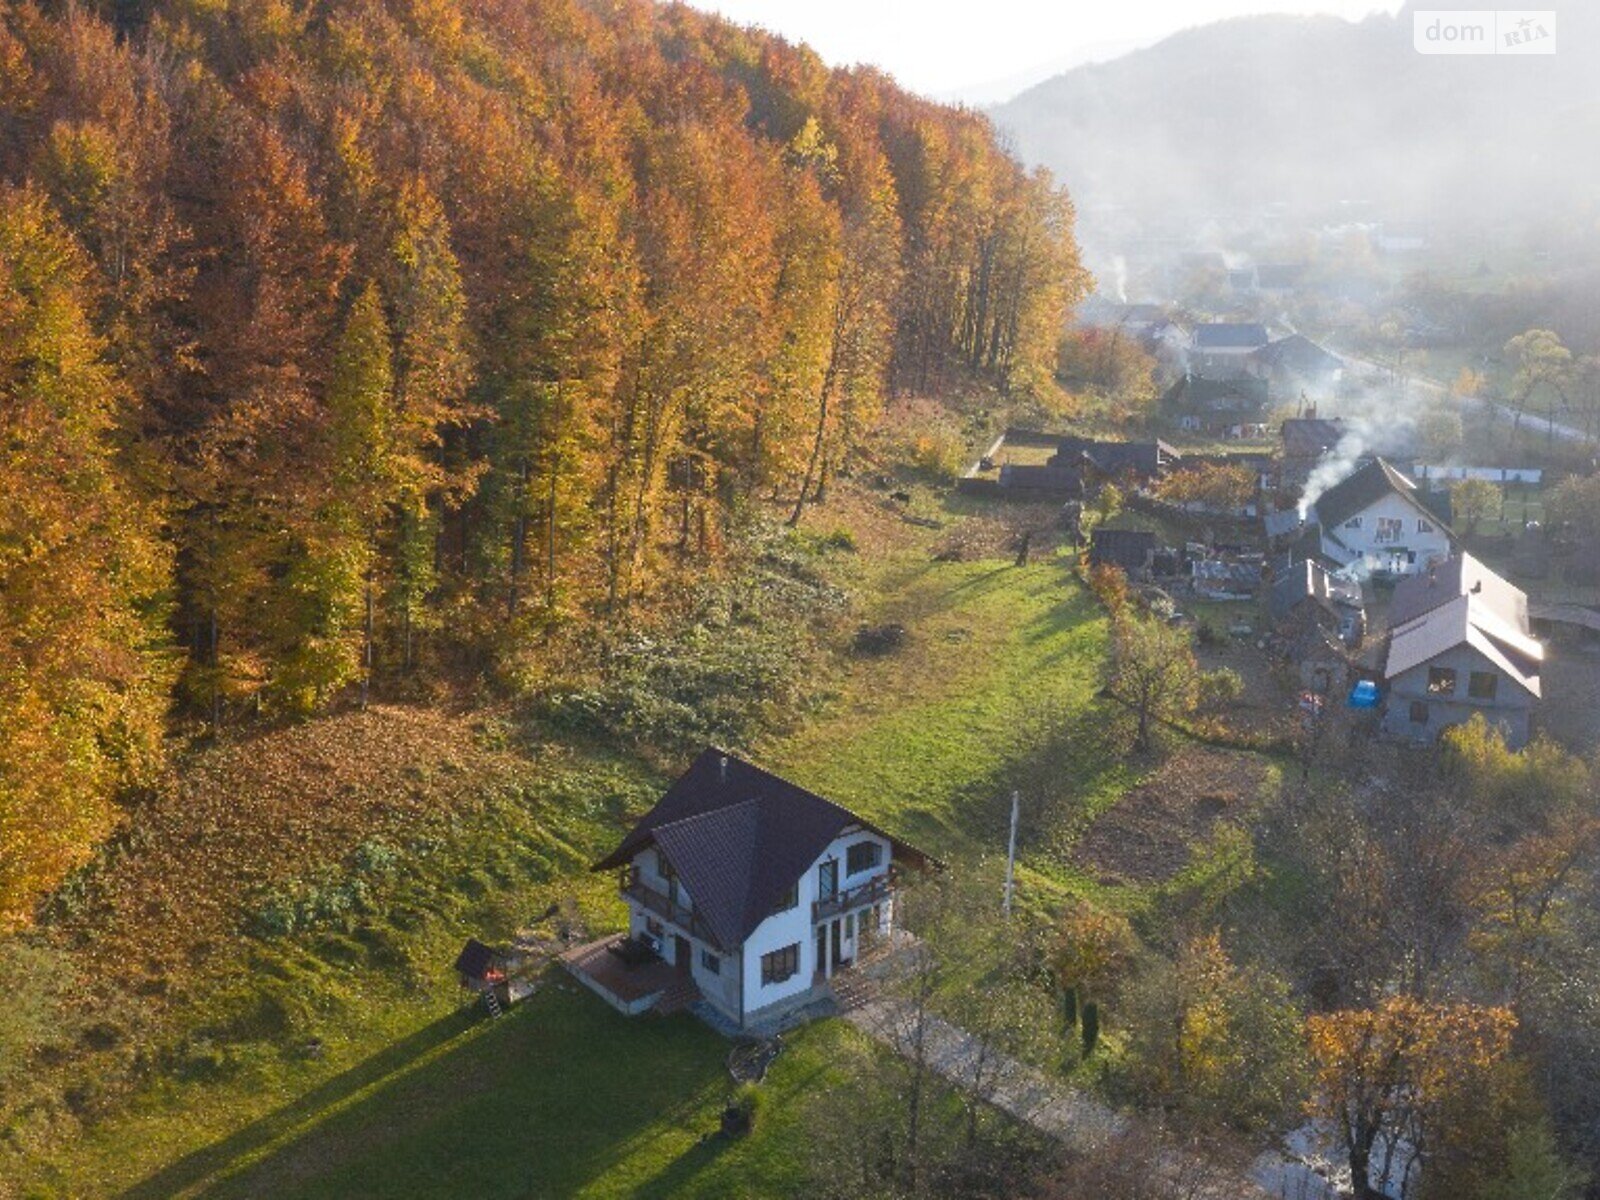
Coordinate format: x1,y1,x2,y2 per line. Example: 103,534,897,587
1089,528,1158,578
454,938,506,990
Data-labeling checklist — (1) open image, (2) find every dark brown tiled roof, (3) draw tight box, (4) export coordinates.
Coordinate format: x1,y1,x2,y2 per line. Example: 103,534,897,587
592,749,932,952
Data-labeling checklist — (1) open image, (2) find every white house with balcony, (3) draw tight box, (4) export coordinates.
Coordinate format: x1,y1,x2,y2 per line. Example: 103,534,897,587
1307,458,1455,578
571,748,933,1031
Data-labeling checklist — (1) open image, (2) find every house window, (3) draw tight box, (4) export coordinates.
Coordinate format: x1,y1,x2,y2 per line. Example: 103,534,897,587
1417,519,1434,533
760,944,799,986
818,859,838,901
1376,517,1403,543
1410,701,1430,725
1427,667,1456,695
700,948,721,974
1344,517,1362,529
645,918,664,939
659,856,681,905
846,840,882,876
1469,671,1499,701
772,883,798,914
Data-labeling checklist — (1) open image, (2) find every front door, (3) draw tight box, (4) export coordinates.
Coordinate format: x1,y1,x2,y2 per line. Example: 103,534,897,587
674,934,691,975
814,926,827,982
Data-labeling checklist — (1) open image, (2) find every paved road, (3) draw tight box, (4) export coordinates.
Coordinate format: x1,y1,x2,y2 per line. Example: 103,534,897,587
1337,347,1592,446
844,995,1339,1198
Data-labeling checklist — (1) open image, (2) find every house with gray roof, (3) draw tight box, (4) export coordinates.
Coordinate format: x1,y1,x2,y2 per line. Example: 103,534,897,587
580,749,932,1029
1163,373,1271,436
1190,323,1270,374
1271,559,1366,647
1381,555,1542,749
1250,334,1344,392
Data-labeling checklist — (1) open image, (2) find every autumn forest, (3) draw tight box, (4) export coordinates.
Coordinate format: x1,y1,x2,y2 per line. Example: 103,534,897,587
0,0,1085,925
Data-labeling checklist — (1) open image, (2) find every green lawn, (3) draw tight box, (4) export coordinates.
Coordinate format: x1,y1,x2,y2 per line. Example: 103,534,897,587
105,984,862,1200
772,556,1106,841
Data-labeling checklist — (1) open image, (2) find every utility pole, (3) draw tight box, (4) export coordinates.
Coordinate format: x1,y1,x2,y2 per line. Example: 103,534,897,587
1003,790,1019,917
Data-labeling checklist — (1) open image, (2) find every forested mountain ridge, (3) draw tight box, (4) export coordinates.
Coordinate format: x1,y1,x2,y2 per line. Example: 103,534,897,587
0,0,1086,927
994,2,1600,237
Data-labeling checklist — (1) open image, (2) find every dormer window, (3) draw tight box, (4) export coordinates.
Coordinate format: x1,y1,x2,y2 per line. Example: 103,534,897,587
1345,517,1362,529
772,883,798,914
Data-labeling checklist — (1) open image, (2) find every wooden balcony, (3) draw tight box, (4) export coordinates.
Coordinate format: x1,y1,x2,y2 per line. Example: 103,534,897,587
813,871,892,923
620,866,717,944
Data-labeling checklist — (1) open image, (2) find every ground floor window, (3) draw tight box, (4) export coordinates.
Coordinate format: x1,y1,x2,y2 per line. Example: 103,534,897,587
1409,700,1430,725
645,917,664,938
700,948,721,974
760,943,799,986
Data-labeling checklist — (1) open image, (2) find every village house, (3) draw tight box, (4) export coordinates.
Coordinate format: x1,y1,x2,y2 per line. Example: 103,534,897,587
1270,558,1366,647
1381,554,1543,748
997,462,1084,499
1306,458,1454,578
1189,322,1270,375
1050,435,1181,488
1278,414,1345,491
1248,334,1344,394
1250,263,1308,298
1089,527,1158,579
1162,373,1271,437
569,749,931,1031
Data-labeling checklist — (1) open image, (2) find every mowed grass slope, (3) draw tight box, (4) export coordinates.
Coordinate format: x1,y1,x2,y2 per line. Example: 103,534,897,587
771,555,1114,859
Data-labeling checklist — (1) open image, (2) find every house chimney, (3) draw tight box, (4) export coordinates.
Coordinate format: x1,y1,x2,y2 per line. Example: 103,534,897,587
719,755,728,782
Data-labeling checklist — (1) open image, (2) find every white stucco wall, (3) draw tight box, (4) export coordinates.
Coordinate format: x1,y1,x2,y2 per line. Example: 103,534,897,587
740,827,893,1021
1319,491,1452,575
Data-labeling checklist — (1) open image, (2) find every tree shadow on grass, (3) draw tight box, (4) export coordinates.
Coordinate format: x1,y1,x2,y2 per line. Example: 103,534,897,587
137,985,731,1200
120,1008,480,1200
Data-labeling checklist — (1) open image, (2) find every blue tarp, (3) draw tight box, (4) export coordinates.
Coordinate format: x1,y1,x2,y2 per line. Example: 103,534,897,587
1348,680,1379,709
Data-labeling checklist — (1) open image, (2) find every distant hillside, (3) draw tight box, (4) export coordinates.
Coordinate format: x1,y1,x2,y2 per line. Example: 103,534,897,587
993,4,1600,238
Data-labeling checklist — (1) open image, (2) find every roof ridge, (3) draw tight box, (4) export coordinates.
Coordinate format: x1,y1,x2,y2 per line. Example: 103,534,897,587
649,794,760,834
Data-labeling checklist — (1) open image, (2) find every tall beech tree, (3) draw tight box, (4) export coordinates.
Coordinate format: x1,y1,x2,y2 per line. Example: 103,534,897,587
0,188,173,928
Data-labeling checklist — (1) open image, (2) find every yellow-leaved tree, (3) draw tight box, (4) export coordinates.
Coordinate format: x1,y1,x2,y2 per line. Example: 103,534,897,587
0,187,173,928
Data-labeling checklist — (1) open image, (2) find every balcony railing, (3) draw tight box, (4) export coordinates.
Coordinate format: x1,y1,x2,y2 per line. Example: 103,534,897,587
813,871,892,923
620,866,716,944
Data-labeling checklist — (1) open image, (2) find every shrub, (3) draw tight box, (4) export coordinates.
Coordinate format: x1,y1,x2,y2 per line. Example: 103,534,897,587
531,531,845,754
852,623,908,656
1197,667,1245,711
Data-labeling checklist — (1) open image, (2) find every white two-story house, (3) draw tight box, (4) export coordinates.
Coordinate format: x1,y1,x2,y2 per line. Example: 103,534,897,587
1309,458,1455,578
584,748,932,1030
